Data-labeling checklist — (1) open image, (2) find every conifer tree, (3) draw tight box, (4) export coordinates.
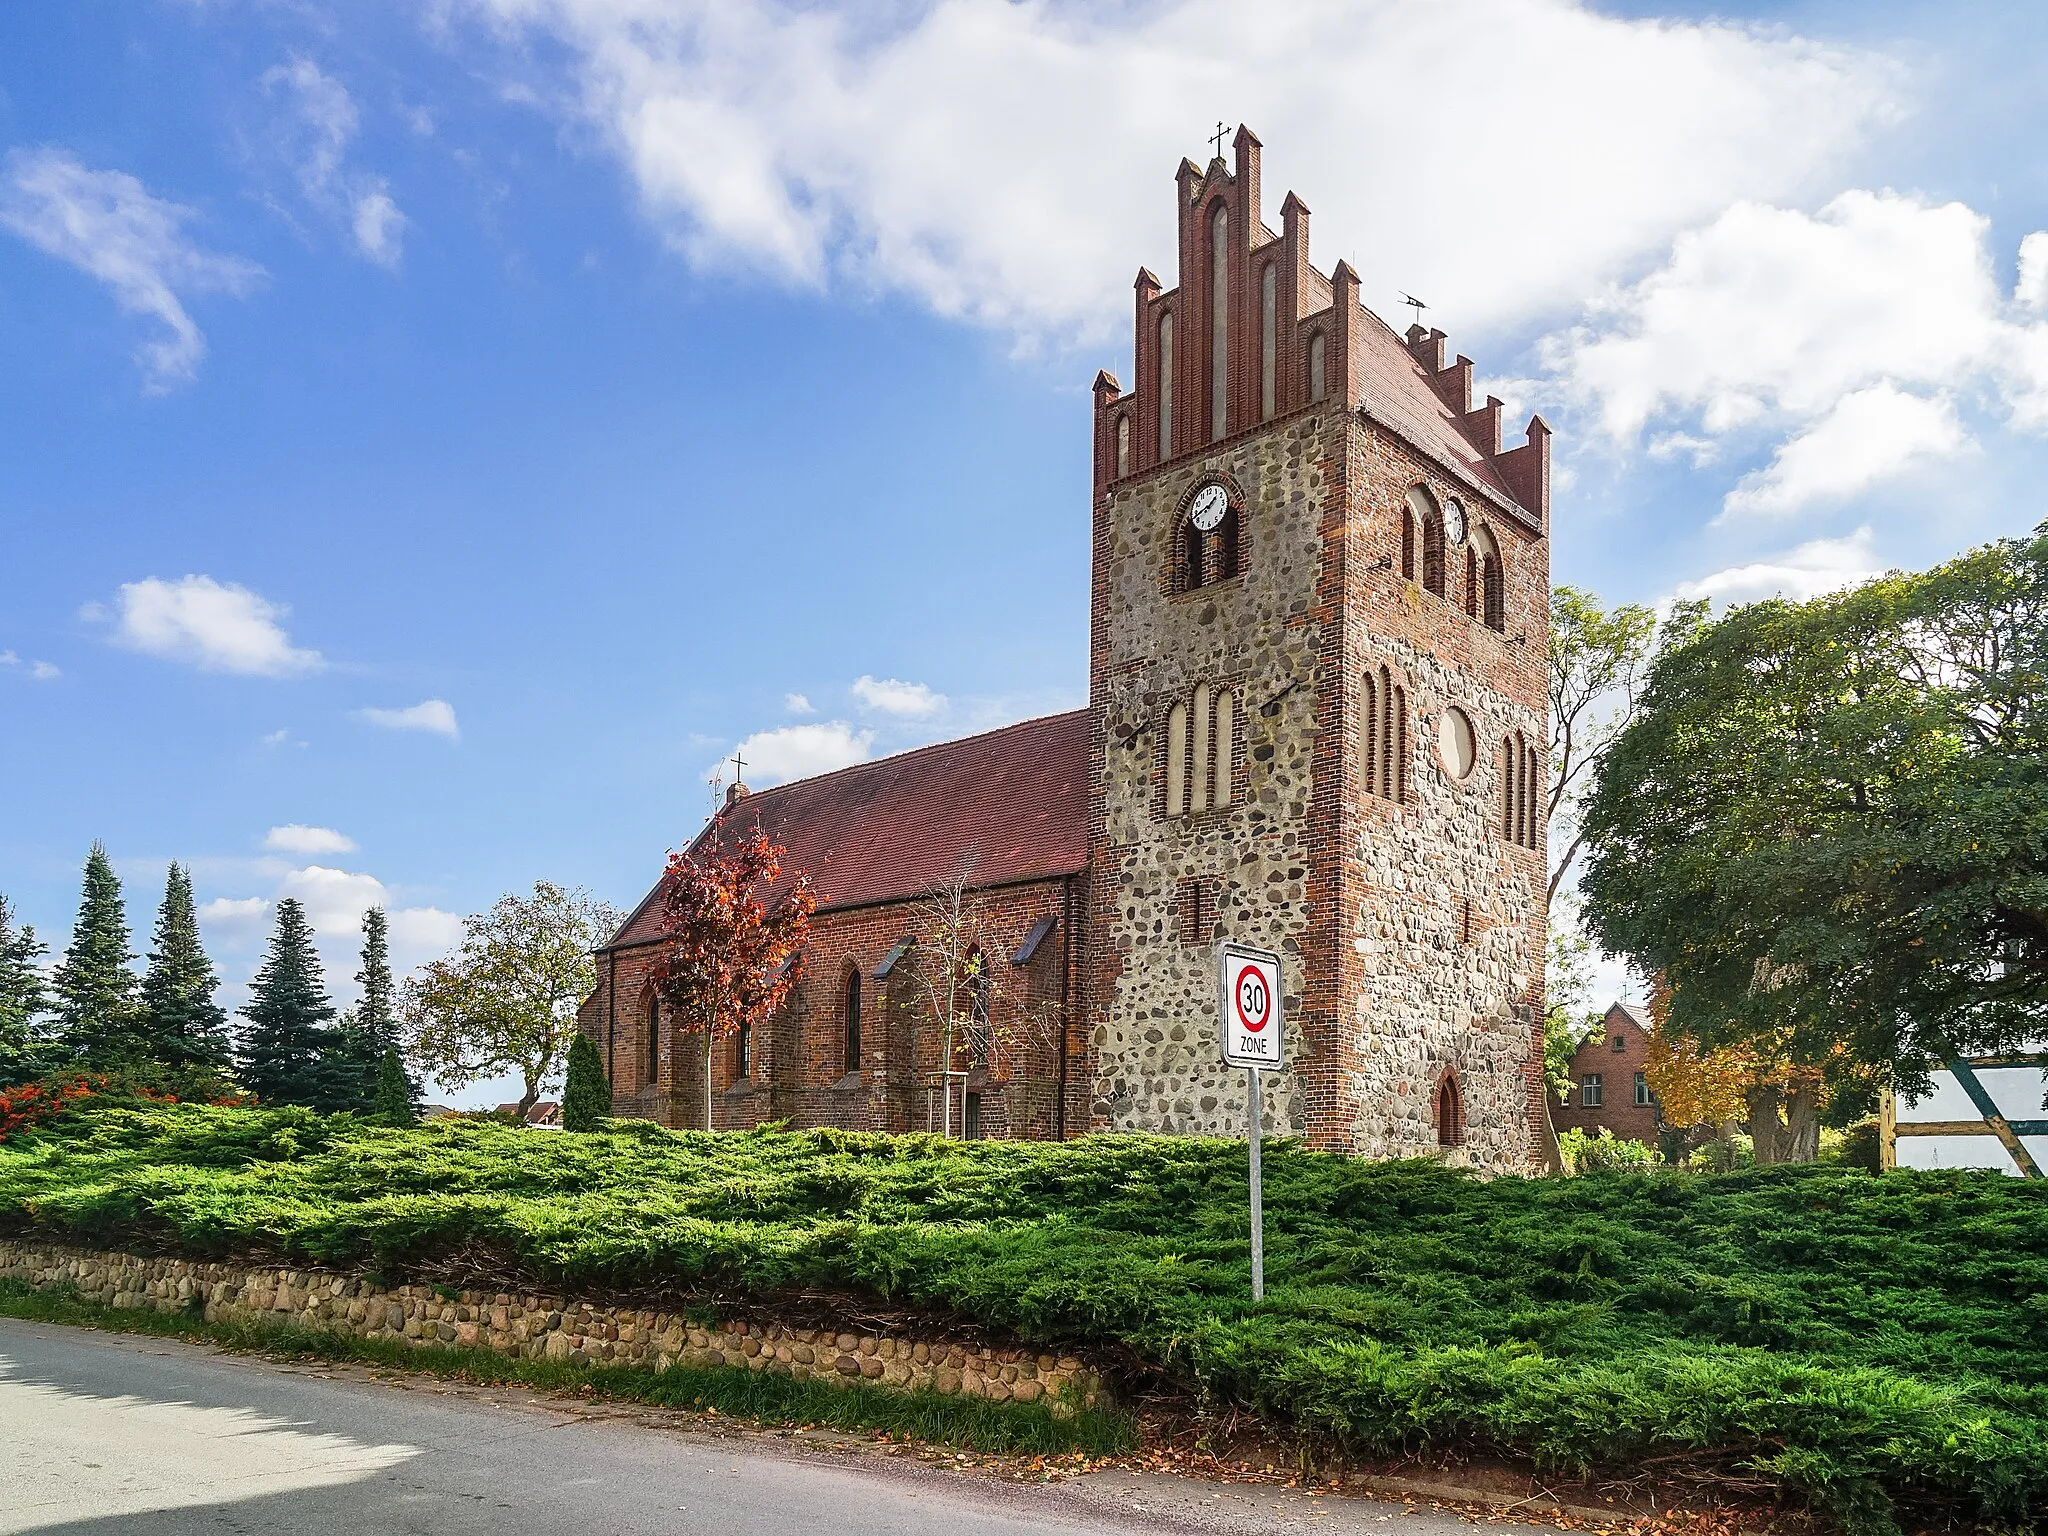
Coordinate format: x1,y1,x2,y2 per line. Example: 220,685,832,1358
561,1031,609,1131
238,898,339,1107
333,907,411,1113
50,844,143,1066
372,1047,413,1127
0,894,52,1084
138,864,229,1073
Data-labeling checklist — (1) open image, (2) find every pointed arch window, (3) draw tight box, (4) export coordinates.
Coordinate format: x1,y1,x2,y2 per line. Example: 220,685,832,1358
1209,202,1229,442
1409,486,1447,599
1437,1072,1464,1147
646,993,661,1089
1464,547,1479,618
1307,329,1327,403
1177,484,1242,592
1471,525,1506,633
843,967,862,1075
1115,414,1130,478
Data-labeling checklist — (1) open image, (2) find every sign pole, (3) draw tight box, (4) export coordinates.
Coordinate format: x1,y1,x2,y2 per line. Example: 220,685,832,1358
1217,939,1282,1305
1247,1064,1264,1300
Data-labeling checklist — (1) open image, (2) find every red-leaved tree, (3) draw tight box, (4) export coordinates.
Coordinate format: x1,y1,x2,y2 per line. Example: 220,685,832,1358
652,826,815,1131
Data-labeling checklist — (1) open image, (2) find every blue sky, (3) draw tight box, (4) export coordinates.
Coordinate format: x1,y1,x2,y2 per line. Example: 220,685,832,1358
6,0,2048,1105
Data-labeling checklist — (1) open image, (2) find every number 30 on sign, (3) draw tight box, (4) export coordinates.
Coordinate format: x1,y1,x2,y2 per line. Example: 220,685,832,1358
1217,942,1283,1070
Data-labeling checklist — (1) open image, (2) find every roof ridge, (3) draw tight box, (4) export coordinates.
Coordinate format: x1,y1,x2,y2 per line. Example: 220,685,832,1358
713,706,1089,810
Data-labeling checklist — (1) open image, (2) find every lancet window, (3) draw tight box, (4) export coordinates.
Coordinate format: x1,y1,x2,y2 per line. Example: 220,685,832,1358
1164,683,1237,818
1360,663,1408,804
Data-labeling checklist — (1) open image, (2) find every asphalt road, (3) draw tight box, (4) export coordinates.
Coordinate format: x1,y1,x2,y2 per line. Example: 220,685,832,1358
0,1317,1575,1536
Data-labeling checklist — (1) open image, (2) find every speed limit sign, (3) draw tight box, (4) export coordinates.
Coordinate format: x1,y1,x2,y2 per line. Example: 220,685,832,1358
1218,941,1283,1070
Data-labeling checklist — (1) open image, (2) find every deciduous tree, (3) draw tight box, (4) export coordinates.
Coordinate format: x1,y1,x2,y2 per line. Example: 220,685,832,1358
1579,524,2048,1111
653,827,813,1132
403,882,618,1116
1546,586,1668,901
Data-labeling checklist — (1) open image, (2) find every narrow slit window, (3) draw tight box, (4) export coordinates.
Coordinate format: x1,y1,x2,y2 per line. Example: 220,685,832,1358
646,994,660,1088
1115,414,1130,478
1191,682,1212,813
844,969,862,1075
1307,330,1327,403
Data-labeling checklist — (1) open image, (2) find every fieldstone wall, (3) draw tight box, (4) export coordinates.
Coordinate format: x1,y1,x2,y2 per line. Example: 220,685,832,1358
0,1241,1103,1415
1089,410,1331,1142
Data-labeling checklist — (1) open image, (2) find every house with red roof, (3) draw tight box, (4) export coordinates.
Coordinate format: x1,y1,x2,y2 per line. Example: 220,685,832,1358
579,127,1554,1167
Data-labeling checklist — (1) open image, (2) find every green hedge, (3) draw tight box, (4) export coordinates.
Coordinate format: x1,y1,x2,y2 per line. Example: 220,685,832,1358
3,1102,2044,1533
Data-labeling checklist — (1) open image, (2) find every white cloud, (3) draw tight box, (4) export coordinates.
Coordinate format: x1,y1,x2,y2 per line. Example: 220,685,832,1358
462,0,1893,342
782,692,814,716
357,699,459,737
0,148,262,390
196,895,272,947
1670,526,1884,608
1721,385,1971,519
1545,190,2048,515
259,727,305,749
851,674,946,717
263,824,357,856
96,575,324,677
713,720,873,787
262,56,409,268
0,651,60,680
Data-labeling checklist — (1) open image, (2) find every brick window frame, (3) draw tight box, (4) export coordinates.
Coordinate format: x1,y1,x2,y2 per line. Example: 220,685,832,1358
1167,473,1249,597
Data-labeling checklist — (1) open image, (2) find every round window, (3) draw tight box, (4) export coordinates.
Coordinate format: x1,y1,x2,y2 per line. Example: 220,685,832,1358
1437,707,1477,781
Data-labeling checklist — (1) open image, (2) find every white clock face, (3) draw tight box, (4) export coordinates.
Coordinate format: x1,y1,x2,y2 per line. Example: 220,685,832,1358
1190,484,1230,532
1444,498,1468,546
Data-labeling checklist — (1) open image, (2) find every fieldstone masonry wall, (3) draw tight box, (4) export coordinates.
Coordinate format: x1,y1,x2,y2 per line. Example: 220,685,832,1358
0,1240,1103,1415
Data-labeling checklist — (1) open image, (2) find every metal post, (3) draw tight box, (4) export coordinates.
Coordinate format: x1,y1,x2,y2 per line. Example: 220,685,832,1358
1247,1065,1264,1301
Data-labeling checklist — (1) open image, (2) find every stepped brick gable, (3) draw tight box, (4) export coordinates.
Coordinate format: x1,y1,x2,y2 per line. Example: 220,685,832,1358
582,127,1552,1168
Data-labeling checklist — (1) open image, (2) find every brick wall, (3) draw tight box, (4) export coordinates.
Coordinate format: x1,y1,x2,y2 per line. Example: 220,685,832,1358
1554,1005,1661,1146
578,876,1087,1139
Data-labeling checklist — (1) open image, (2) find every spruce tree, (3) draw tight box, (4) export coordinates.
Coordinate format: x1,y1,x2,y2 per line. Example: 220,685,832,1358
238,898,339,1107
561,1031,609,1131
333,907,408,1113
50,844,143,1067
372,1047,413,1127
0,894,52,1084
138,864,229,1073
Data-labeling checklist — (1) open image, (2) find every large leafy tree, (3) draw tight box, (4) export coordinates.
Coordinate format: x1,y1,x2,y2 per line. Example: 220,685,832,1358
137,863,230,1073
0,894,52,1084
1545,586,1667,901
403,882,618,1116
50,844,144,1066
238,898,342,1107
654,828,813,1131
1580,525,2048,1114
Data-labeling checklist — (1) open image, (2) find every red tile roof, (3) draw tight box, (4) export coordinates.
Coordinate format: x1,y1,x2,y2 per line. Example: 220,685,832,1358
607,710,1090,946
1353,307,1525,515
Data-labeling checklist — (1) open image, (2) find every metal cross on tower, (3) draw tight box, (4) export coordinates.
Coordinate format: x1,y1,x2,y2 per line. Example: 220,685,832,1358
1210,121,1229,160
729,749,747,787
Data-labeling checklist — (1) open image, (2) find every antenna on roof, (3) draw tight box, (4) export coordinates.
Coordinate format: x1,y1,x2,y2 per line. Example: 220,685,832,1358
1400,293,1428,328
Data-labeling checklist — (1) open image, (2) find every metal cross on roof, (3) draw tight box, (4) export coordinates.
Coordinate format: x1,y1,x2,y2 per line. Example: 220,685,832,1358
730,749,747,786
1209,121,1229,160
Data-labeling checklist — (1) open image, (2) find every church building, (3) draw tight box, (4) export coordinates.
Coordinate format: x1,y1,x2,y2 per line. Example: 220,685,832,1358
577,128,1553,1169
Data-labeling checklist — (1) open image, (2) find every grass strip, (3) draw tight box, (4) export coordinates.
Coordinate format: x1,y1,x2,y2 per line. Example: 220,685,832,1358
0,1279,1137,1458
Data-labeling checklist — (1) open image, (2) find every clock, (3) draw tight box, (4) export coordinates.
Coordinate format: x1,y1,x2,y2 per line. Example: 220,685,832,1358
1443,498,1467,546
1189,483,1230,532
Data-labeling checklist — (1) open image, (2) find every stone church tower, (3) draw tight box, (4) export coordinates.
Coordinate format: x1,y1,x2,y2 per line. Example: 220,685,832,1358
1085,127,1552,1167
